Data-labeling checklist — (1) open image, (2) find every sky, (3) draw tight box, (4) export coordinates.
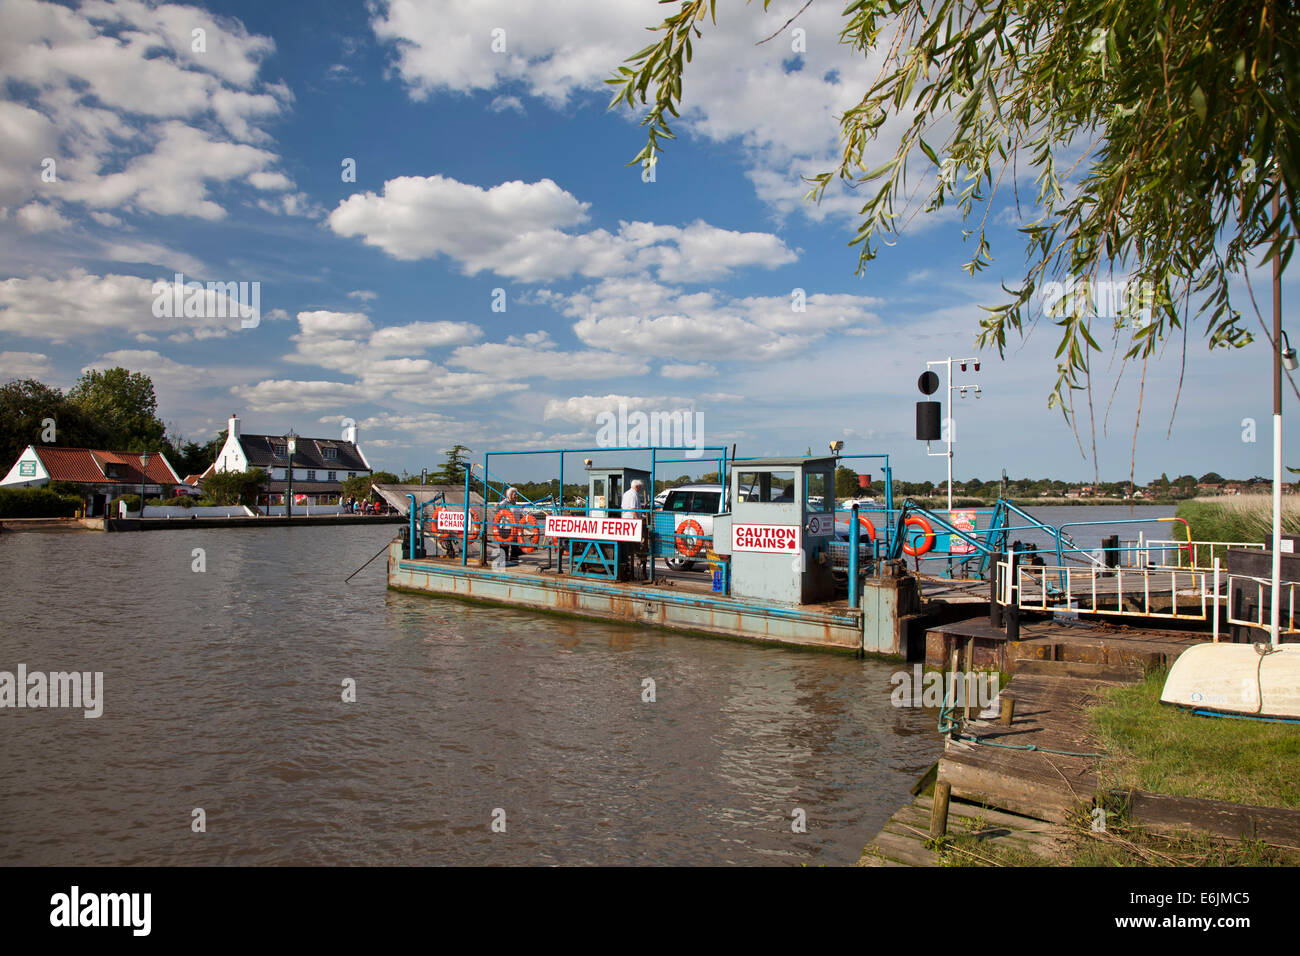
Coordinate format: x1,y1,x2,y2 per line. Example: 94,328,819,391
0,0,1296,487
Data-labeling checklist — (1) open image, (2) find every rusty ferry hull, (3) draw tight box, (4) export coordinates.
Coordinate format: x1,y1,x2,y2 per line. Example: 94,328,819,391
386,542,917,655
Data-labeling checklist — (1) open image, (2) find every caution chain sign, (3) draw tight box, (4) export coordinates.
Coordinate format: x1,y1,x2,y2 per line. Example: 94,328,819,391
731,523,801,554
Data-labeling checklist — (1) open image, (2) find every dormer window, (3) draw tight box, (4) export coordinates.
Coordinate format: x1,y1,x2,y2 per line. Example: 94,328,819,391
105,463,125,479
323,447,338,460
274,444,288,458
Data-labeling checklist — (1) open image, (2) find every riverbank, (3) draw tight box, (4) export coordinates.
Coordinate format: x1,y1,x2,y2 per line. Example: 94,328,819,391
0,514,403,533
861,664,1300,867
908,495,1187,508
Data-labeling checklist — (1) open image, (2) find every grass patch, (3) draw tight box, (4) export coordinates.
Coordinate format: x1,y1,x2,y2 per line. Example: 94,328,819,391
931,813,1056,867
1089,668,1300,809
1177,497,1300,545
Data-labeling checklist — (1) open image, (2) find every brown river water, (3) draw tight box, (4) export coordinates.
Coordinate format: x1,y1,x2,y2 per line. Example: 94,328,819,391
0,523,945,866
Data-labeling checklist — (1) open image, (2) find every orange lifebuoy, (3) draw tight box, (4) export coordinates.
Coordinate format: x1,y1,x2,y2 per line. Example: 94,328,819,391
856,516,876,543
518,514,541,553
901,515,935,556
675,518,704,557
493,507,519,544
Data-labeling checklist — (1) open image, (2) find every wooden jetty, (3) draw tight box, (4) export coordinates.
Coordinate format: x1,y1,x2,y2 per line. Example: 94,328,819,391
860,791,1073,866
925,616,1205,674
937,672,1122,823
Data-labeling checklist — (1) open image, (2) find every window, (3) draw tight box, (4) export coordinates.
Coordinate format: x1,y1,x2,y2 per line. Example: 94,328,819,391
347,472,356,479
323,447,338,460
306,470,316,481
736,471,796,503
665,491,691,513
805,472,832,511
684,491,720,513
273,444,287,457
327,471,337,482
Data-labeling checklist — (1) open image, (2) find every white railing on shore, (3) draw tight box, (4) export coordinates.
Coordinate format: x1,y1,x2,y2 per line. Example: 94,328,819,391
1224,574,1300,635
1014,563,1212,620
1140,539,1266,570
995,553,1300,639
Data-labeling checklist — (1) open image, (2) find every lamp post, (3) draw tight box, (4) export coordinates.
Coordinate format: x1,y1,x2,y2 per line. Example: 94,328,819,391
1269,181,1286,645
925,355,982,512
139,450,151,518
285,430,297,520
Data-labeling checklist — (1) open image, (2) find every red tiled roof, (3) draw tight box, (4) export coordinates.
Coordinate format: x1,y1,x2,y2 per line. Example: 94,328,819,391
34,447,182,485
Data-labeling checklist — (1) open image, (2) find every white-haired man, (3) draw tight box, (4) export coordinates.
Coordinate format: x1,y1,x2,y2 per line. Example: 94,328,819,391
620,479,644,516
619,480,647,580
502,487,523,562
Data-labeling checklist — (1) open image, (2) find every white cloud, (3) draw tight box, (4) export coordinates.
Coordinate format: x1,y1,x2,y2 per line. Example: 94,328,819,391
545,278,882,360
296,310,374,337
543,393,690,423
0,0,294,219
661,362,716,379
82,348,210,388
447,341,646,380
368,321,483,355
328,174,795,281
367,0,908,223
489,95,524,114
329,175,588,265
15,202,70,232
95,238,206,276
231,378,369,414
0,350,53,380
0,270,246,344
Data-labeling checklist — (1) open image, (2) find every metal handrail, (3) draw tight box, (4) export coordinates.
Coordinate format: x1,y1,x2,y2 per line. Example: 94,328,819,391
1141,539,1266,570
1225,573,1300,634
1014,563,1211,621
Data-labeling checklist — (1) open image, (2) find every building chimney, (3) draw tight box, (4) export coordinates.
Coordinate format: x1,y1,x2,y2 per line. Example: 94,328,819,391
229,413,240,440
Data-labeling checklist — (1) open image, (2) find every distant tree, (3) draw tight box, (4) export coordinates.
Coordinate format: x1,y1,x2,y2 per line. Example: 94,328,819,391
164,431,224,477
835,465,861,499
1198,472,1225,484
341,470,400,500
430,444,472,484
67,368,165,452
0,378,106,468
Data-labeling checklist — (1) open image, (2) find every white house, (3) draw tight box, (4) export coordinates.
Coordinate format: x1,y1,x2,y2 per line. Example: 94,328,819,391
212,415,371,505
0,445,184,516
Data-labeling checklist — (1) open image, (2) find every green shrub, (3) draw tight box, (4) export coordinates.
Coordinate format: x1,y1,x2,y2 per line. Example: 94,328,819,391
109,494,141,513
0,487,80,518
1177,498,1300,544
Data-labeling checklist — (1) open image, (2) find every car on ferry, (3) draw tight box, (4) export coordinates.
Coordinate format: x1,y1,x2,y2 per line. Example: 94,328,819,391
656,482,723,571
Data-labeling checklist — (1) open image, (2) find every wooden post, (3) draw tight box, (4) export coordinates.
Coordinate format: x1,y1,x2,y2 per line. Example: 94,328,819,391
930,781,952,839
1000,694,1016,727
989,555,1004,628
950,647,959,719
963,639,973,723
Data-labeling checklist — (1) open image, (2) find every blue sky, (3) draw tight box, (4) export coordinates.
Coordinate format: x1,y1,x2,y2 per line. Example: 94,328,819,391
1,0,1295,486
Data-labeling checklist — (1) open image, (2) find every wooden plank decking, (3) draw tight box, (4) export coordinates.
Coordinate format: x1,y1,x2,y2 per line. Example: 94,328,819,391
859,793,1074,866
937,673,1124,823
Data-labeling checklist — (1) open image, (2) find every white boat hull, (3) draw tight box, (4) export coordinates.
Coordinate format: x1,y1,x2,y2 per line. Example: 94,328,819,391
1161,642,1300,720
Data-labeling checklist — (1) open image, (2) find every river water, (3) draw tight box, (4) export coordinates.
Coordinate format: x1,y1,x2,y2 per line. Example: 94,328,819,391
0,522,945,867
